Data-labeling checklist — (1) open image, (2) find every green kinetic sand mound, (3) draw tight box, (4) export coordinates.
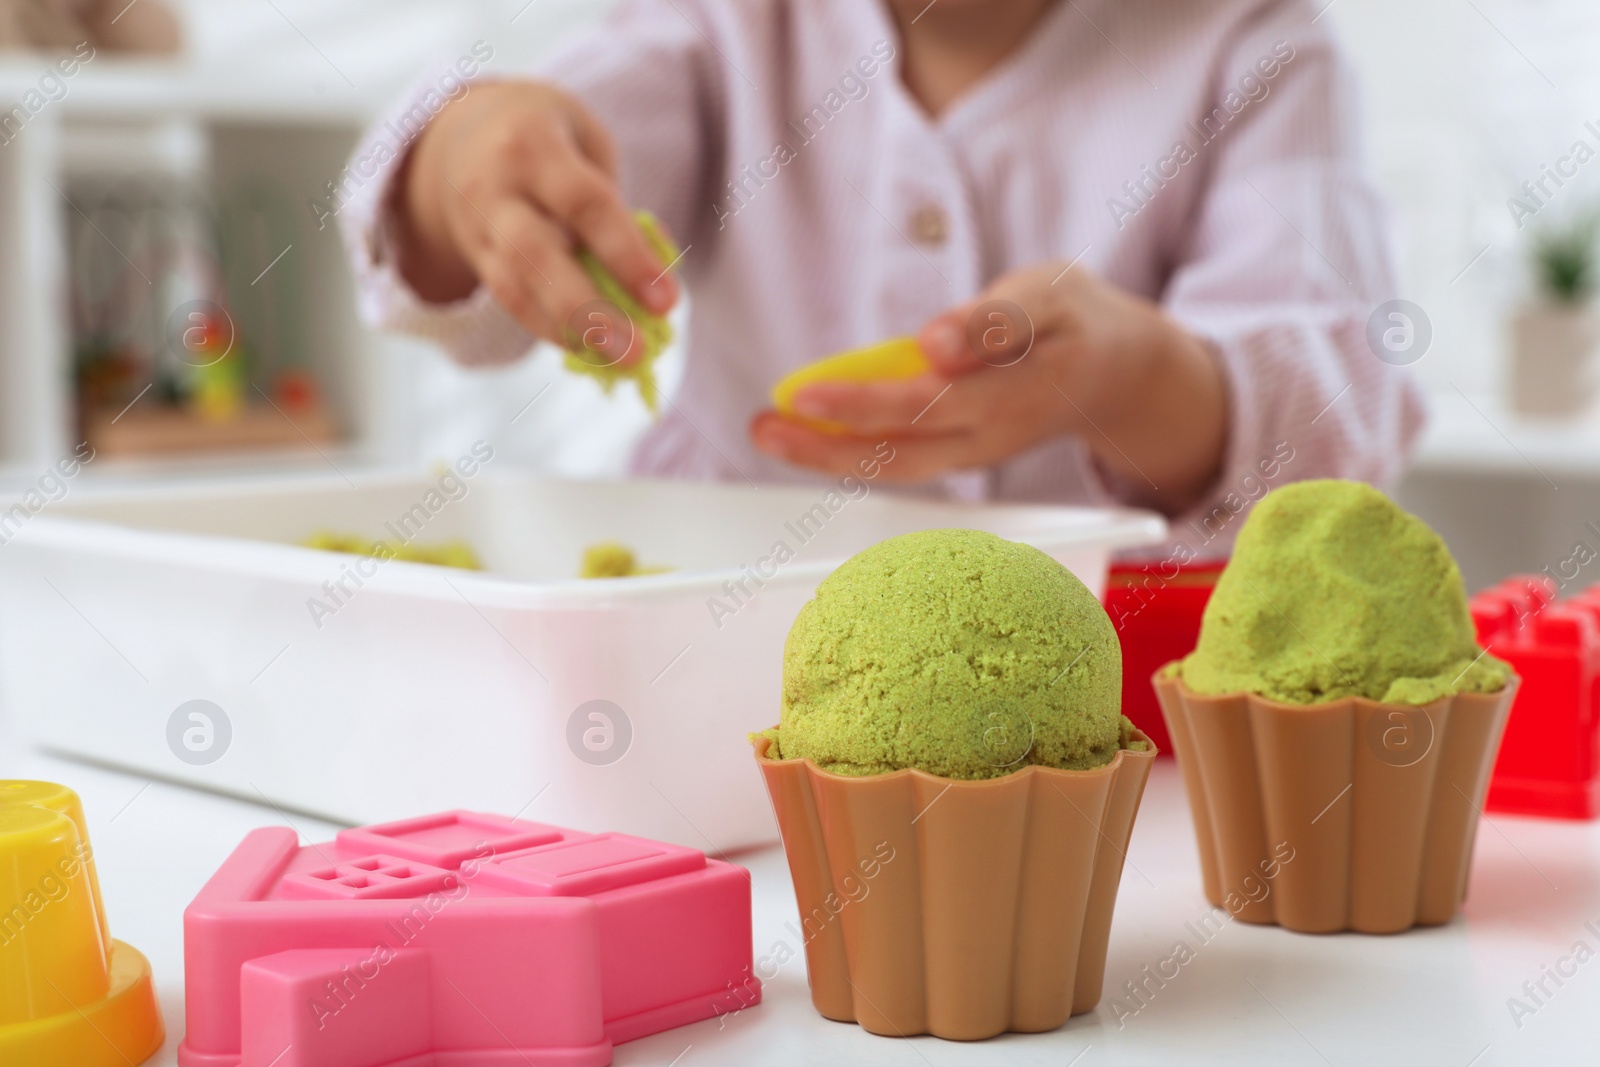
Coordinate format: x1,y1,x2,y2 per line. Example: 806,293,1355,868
762,529,1139,779
1179,479,1510,705
564,211,677,412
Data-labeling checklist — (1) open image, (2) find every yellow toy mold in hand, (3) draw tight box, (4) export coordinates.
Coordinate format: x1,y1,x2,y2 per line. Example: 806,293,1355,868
770,337,930,435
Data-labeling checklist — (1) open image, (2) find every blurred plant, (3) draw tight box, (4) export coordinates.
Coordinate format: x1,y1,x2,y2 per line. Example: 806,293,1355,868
1530,211,1600,305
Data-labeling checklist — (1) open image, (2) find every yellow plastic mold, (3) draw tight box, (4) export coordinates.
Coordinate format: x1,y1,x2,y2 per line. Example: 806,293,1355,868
0,780,163,1066
770,337,930,434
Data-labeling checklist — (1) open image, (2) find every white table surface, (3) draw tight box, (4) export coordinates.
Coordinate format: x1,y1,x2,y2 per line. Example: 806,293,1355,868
4,737,1596,1067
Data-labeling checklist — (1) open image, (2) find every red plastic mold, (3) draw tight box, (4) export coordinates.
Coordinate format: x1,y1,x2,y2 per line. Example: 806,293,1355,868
1472,576,1600,819
1103,561,1225,755
178,810,759,1067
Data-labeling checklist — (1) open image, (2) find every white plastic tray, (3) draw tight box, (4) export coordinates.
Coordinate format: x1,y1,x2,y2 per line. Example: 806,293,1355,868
0,469,1165,850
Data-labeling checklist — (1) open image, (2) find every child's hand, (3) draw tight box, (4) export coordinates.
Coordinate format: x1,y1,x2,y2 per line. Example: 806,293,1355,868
750,262,1228,513
396,81,678,361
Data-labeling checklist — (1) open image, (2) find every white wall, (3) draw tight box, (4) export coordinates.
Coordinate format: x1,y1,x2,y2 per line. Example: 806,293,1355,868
1332,0,1600,398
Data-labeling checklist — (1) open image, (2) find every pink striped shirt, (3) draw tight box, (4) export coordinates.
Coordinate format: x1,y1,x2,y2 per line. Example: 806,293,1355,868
341,0,1424,552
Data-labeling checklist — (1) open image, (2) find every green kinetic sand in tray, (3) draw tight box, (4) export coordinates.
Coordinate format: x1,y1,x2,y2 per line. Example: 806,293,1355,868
303,531,481,570
566,211,677,412
578,541,672,578
759,528,1144,780
1177,479,1510,705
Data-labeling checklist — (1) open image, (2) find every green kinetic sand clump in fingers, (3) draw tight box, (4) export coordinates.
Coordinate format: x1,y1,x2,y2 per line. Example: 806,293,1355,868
565,211,677,413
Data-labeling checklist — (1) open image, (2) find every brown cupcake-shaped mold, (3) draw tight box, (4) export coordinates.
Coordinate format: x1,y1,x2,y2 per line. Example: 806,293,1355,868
753,731,1156,1040
1153,670,1517,934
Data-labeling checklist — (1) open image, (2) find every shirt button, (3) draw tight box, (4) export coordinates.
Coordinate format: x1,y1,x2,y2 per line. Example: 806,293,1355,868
909,203,948,246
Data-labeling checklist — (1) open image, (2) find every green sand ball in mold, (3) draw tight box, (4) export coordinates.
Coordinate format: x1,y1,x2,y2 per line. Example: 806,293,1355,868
564,211,677,413
761,528,1138,779
1178,479,1510,705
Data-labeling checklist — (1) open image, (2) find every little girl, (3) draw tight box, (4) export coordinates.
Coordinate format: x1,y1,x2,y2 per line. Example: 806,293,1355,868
342,0,1421,536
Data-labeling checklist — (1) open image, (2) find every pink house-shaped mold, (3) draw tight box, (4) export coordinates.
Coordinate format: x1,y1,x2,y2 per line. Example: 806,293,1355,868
178,810,759,1067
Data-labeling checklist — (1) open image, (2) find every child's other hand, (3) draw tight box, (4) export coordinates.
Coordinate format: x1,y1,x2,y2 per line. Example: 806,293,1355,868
750,261,1227,513
396,81,678,361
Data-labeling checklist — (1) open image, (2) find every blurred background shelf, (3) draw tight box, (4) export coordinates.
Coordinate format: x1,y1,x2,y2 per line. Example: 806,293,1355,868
1412,390,1600,478
83,398,339,458
1401,391,1600,592
0,60,385,122
0,0,639,491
